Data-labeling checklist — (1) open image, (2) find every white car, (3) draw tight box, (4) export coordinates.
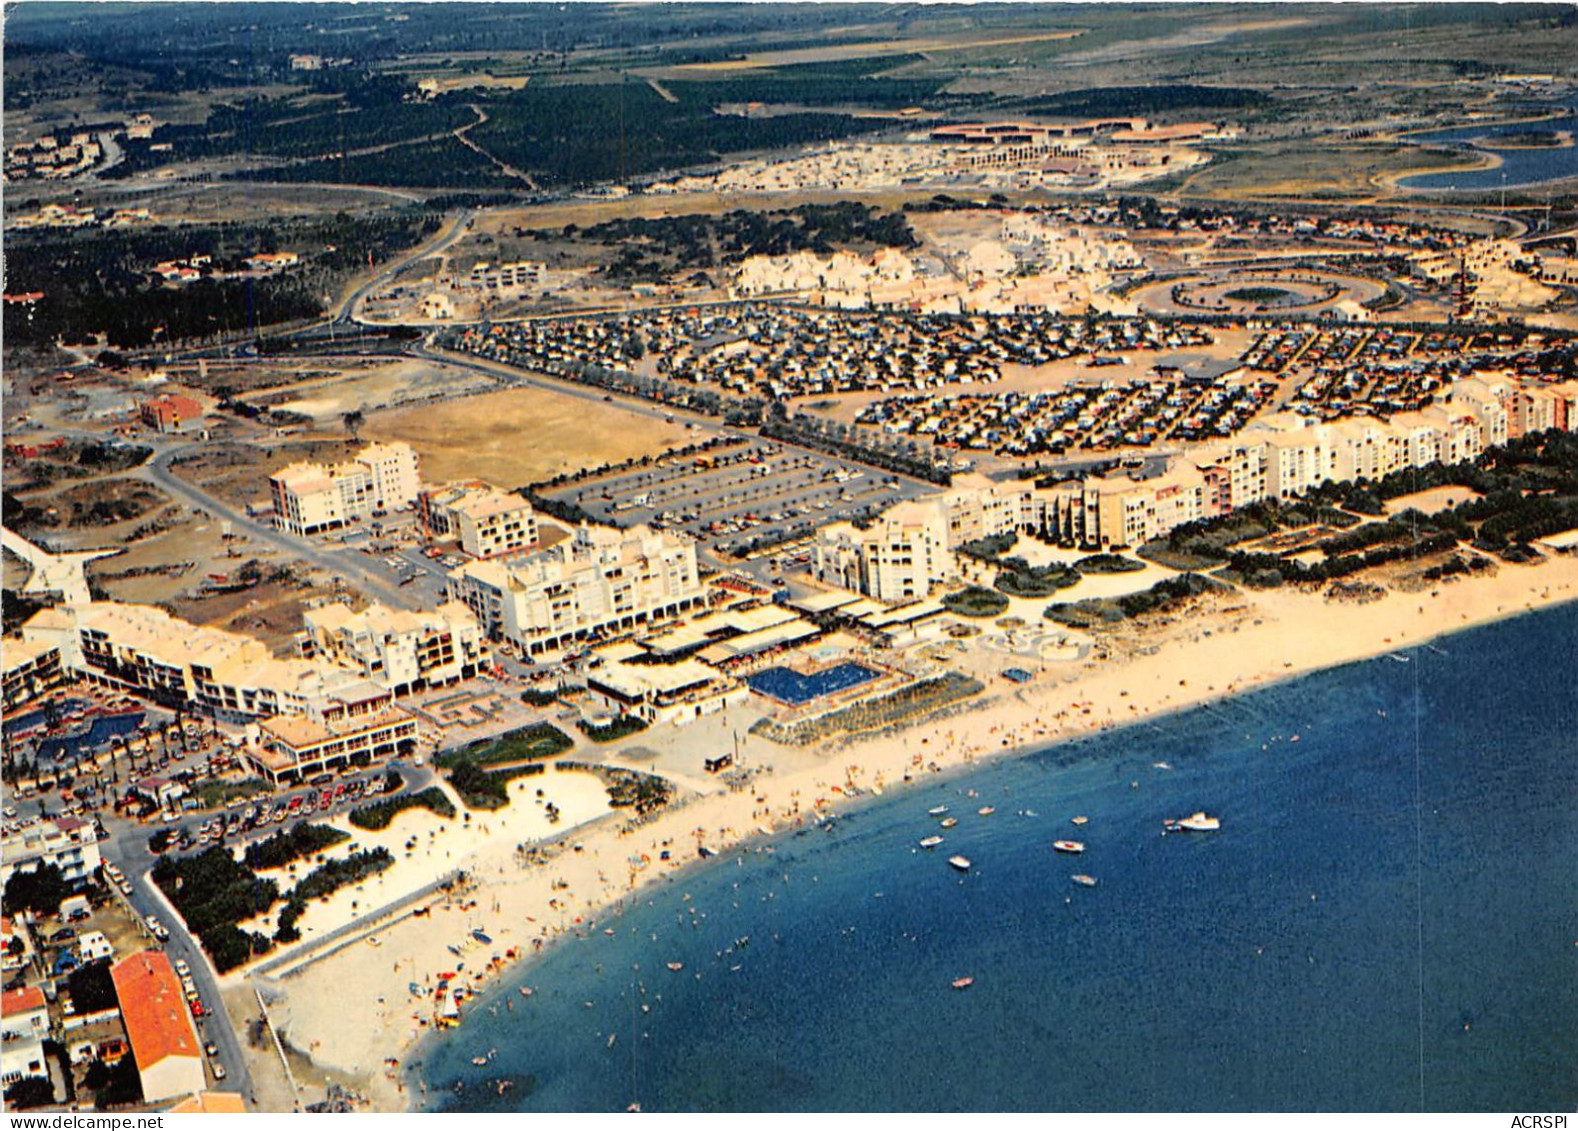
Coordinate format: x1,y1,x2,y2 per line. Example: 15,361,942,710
174,959,191,977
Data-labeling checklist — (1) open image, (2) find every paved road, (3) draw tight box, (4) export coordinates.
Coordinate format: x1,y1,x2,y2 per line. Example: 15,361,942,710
140,445,423,611
339,210,474,325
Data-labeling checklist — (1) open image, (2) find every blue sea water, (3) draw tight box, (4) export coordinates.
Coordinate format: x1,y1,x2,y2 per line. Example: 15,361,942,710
1399,100,1578,190
418,604,1578,1112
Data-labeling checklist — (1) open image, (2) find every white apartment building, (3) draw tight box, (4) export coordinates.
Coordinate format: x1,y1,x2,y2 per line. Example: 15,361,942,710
420,481,539,559
0,816,102,889
1246,413,1343,500
19,601,394,724
1,987,49,1086
467,260,545,297
447,523,704,655
300,600,490,694
813,501,954,603
270,441,421,536
1451,377,1511,448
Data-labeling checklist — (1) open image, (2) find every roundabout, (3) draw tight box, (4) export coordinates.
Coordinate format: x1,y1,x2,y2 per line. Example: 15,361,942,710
1132,268,1386,318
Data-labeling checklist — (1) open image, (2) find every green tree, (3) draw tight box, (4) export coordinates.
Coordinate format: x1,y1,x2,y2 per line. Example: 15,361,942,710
4,863,72,916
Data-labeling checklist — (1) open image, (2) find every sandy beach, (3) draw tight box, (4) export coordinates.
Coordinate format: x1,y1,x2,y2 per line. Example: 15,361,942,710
251,552,1578,1110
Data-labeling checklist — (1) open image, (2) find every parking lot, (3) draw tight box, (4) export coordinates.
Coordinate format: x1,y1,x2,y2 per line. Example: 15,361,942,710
540,438,938,560
153,772,397,857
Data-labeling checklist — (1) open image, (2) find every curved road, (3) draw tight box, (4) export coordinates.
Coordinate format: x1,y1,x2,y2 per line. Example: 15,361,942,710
141,445,423,610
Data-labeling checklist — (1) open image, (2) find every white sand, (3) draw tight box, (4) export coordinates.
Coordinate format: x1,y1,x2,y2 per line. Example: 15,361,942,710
236,774,615,946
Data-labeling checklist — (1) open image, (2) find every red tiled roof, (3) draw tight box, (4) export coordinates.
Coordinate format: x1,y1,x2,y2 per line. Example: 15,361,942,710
169,1092,247,1113
111,951,200,1072
2,986,46,1016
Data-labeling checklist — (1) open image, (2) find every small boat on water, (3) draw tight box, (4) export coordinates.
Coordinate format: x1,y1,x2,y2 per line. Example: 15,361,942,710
978,806,995,816
1154,761,1172,770
1071,875,1097,888
666,962,684,972
1052,840,1085,854
939,818,958,829
472,930,492,945
519,987,533,997
948,855,972,872
919,835,945,849
1071,816,1089,826
952,976,974,990
928,806,950,816
1165,811,1221,833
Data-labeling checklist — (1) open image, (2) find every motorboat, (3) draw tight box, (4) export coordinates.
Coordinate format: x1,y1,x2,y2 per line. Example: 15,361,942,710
919,835,944,849
951,976,974,990
1071,816,1089,825
1165,812,1221,833
1071,874,1097,887
978,807,995,816
939,818,958,829
948,855,972,872
1052,840,1085,854
928,806,950,816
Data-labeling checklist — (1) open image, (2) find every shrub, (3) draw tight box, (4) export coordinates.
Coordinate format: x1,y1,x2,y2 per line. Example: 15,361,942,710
435,722,573,768
577,715,648,743
348,787,455,831
943,585,1010,618
243,822,349,870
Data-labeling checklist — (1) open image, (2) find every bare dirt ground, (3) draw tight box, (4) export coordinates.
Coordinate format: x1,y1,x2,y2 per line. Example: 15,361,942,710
169,439,364,511
168,574,334,655
254,359,494,421
364,386,696,487
1383,486,1484,516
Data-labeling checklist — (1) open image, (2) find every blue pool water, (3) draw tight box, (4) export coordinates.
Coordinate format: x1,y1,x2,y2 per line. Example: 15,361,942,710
745,662,879,706
37,712,145,764
5,699,92,735
1399,100,1578,190
418,604,1578,1111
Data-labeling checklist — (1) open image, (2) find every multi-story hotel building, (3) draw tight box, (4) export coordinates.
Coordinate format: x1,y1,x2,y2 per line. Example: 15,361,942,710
18,602,396,725
2,635,65,713
270,441,421,536
447,523,704,655
418,481,539,559
300,600,490,695
814,501,954,603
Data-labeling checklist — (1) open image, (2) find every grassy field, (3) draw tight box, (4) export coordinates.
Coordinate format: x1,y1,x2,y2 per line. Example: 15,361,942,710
365,386,698,487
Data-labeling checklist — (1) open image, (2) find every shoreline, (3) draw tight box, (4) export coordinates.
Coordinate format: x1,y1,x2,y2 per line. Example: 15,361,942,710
257,553,1578,1111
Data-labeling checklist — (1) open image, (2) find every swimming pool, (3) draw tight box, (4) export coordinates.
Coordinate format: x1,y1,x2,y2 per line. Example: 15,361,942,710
745,662,879,706
37,712,145,765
